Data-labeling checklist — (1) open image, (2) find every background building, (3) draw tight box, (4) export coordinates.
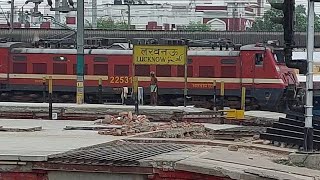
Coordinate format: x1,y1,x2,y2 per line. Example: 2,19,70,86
0,0,268,30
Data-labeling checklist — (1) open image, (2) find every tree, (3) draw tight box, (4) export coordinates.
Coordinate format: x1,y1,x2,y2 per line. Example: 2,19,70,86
250,4,320,32
85,19,92,28
250,9,283,31
96,17,128,30
179,21,211,31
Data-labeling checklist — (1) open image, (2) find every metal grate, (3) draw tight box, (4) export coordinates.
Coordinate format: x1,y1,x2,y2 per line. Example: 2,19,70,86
48,142,189,166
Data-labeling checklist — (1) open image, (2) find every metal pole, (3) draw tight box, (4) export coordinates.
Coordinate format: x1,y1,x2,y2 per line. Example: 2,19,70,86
92,0,97,28
304,0,314,152
241,87,246,111
220,81,225,124
55,0,60,28
220,81,225,108
126,4,131,30
132,61,139,114
10,0,14,30
133,76,139,115
184,62,187,107
98,78,102,104
48,76,53,120
232,5,235,31
21,6,24,24
213,80,217,119
76,0,85,104
42,76,46,103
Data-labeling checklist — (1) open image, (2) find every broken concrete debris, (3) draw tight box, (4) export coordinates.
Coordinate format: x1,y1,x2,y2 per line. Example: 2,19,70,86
228,145,239,151
0,126,42,132
95,111,204,137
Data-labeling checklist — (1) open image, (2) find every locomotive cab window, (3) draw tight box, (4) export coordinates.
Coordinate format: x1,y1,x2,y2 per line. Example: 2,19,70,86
255,53,264,66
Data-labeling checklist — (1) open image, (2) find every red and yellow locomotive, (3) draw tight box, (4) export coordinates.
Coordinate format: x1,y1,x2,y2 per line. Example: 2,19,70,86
0,40,301,111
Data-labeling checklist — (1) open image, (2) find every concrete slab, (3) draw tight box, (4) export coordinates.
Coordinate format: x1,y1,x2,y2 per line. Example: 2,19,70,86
244,111,285,126
245,111,285,119
139,145,320,180
176,157,317,180
193,148,320,179
64,124,123,130
0,102,210,113
0,126,42,132
202,123,240,131
0,102,211,121
0,119,124,160
289,152,320,170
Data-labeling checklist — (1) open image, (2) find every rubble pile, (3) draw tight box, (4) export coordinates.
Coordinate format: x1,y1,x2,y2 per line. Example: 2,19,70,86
95,111,204,136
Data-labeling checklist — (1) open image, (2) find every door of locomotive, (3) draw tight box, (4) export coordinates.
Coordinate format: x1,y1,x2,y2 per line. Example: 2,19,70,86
240,50,265,100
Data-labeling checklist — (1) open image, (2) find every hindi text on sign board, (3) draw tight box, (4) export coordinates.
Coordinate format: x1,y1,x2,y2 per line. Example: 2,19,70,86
133,45,187,65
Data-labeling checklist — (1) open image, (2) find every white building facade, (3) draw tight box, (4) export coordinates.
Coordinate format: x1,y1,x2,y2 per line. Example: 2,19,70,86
0,0,268,31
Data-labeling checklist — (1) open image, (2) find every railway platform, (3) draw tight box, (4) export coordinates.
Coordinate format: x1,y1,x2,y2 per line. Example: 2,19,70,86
0,102,287,124
0,102,317,179
0,118,319,180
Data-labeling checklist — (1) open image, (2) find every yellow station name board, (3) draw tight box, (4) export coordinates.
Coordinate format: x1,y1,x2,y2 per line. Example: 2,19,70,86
133,45,187,65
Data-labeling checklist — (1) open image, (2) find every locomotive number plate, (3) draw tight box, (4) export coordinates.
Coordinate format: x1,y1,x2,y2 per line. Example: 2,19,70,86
109,76,133,84
192,83,213,88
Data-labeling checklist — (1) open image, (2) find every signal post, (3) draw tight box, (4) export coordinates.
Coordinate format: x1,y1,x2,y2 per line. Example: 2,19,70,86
271,0,318,152
269,0,295,64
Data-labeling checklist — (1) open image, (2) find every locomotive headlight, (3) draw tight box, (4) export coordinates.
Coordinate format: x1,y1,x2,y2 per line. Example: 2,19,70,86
265,92,271,100
59,56,66,61
275,65,280,72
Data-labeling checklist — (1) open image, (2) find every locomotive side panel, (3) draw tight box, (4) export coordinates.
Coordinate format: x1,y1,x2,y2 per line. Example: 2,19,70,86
0,45,301,111
0,47,9,89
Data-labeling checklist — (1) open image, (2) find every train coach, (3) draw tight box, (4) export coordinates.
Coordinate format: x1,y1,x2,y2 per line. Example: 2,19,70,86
0,41,301,111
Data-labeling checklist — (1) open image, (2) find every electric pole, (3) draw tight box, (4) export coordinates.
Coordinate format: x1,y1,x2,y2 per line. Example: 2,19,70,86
76,0,85,104
55,0,60,28
92,0,97,28
47,0,82,103
305,0,317,152
10,0,14,30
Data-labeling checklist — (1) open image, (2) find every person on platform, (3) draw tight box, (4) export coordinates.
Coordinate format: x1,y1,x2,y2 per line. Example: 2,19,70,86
150,71,158,106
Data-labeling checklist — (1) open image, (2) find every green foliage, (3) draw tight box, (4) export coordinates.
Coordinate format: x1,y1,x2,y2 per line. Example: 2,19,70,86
250,4,320,32
179,21,211,31
96,17,129,30
250,9,283,31
85,19,92,28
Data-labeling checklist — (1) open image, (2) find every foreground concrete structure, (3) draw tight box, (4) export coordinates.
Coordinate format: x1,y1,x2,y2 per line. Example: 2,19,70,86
0,117,319,180
289,152,320,170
